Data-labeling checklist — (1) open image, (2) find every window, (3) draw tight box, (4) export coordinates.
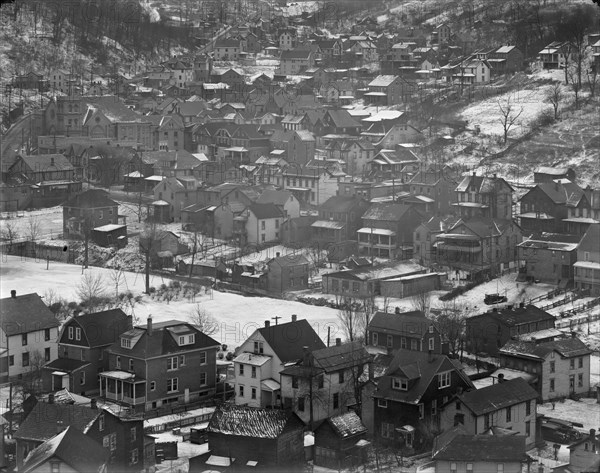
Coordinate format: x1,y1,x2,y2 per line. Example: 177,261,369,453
418,403,424,419
466,464,473,473
381,422,394,438
130,448,138,465
99,413,105,431
438,371,451,388
121,338,131,348
377,399,388,408
570,359,575,370
526,400,531,416
497,465,504,473
411,339,418,350
167,378,178,393
317,375,324,389
75,327,81,341
22,333,27,346
50,462,60,473
129,359,134,371
45,329,51,341
130,427,137,442
484,413,491,430
550,352,555,358
116,356,121,369
251,387,257,400
200,372,207,386
428,338,434,351
150,381,156,391
372,332,379,345
45,347,51,361
239,364,245,376
525,421,531,436
550,361,555,373
450,463,457,473
8,355,14,366
167,356,179,371
251,366,257,378
22,352,29,367
80,371,85,385
579,357,583,368
239,385,245,397
506,406,511,422
254,341,264,354
298,396,305,411
431,399,437,415
180,355,186,366
550,378,555,392
578,373,583,387
387,334,393,348
261,221,266,230
339,370,344,383
199,351,206,365
400,337,407,349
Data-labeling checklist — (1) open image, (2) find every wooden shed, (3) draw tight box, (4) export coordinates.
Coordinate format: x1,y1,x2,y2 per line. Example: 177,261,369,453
313,412,369,469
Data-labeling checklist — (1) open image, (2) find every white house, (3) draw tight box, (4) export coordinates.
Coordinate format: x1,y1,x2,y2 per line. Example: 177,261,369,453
245,203,284,245
233,317,326,408
0,291,60,381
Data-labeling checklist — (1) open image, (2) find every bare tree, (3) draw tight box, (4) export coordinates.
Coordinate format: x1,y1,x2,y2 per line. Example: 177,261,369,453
436,302,469,359
139,222,164,294
546,82,564,120
567,64,582,109
187,303,219,336
497,97,524,144
337,298,365,342
188,230,204,279
77,271,108,309
16,350,46,399
109,265,125,300
0,220,19,252
586,66,599,98
411,287,432,316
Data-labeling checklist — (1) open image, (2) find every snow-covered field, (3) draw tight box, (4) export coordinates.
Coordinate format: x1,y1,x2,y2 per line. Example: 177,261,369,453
537,397,600,432
0,256,343,347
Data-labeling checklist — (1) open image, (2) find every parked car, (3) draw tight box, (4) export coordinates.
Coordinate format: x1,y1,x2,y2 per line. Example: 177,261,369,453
484,293,508,305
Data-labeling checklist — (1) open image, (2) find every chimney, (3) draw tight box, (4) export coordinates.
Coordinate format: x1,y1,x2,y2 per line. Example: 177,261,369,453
291,314,297,322
590,428,596,440
11,290,16,298
571,331,577,338
276,252,281,257
147,316,153,336
472,171,476,177
498,373,505,383
265,320,270,328
91,398,97,409
48,393,55,404
395,307,400,314
56,420,64,434
335,338,341,346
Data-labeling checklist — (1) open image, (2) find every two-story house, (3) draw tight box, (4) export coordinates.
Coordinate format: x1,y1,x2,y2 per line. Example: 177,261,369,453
233,317,326,409
517,233,579,284
100,318,220,411
487,45,524,75
466,304,555,355
574,223,600,295
0,291,60,382
213,38,242,61
539,41,572,69
255,189,301,219
42,309,132,395
280,339,371,425
63,189,122,240
235,202,284,246
439,377,538,448
498,336,592,401
365,75,403,106
358,203,422,259
15,398,145,472
518,180,585,235
413,216,459,266
372,349,474,451
311,195,370,245
432,430,527,473
408,169,457,215
368,309,448,355
279,163,346,207
565,429,600,473
278,28,297,50
279,49,315,75
454,173,513,220
265,254,310,293
152,175,201,222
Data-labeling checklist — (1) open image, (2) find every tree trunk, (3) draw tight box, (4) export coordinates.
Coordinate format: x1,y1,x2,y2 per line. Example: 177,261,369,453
145,251,150,294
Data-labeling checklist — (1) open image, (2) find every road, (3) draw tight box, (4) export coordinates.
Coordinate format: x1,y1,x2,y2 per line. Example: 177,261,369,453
0,113,35,164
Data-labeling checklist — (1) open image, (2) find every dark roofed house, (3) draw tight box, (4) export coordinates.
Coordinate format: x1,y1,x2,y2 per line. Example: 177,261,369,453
466,305,556,355
21,426,109,473
312,195,370,245
498,336,592,401
565,429,600,473
266,254,310,293
207,404,305,467
313,412,369,469
0,291,60,381
439,377,539,448
367,309,447,355
63,189,123,240
372,349,474,452
42,309,132,395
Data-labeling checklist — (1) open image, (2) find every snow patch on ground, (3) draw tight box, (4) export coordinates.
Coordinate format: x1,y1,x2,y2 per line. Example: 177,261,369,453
537,398,600,432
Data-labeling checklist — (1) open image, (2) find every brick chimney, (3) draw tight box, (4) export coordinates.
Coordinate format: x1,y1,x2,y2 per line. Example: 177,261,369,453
11,290,16,298
498,373,505,383
147,315,153,336
291,314,297,322
265,320,270,327
395,307,400,314
335,338,341,346
56,420,64,434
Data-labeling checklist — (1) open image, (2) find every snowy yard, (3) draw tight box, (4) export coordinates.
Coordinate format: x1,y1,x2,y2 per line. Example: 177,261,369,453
537,398,600,432
0,256,343,347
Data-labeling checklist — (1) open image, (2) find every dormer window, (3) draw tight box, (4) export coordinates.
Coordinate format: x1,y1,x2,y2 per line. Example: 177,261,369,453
392,377,408,390
178,334,195,346
121,338,131,349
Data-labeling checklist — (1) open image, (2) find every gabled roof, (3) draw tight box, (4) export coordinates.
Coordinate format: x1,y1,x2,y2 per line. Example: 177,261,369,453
16,402,101,442
248,202,283,219
367,310,431,337
579,223,600,253
16,154,74,172
281,49,313,60
326,412,367,438
83,95,144,123
325,109,361,129
63,189,118,209
65,309,131,347
0,293,59,336
500,337,592,360
208,404,302,439
368,75,398,87
448,217,514,239
362,202,412,221
320,195,364,212
257,319,325,363
22,426,108,473
455,174,513,193
375,349,473,404
432,433,527,461
531,180,584,206
456,378,538,416
311,341,371,373
256,189,295,206
468,304,555,328
267,254,309,268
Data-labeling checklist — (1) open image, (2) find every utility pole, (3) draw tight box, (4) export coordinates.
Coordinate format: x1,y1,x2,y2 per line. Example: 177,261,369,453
271,315,281,325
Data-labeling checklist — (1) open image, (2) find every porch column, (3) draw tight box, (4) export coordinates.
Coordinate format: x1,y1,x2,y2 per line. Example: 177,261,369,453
133,382,135,403
99,376,102,397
